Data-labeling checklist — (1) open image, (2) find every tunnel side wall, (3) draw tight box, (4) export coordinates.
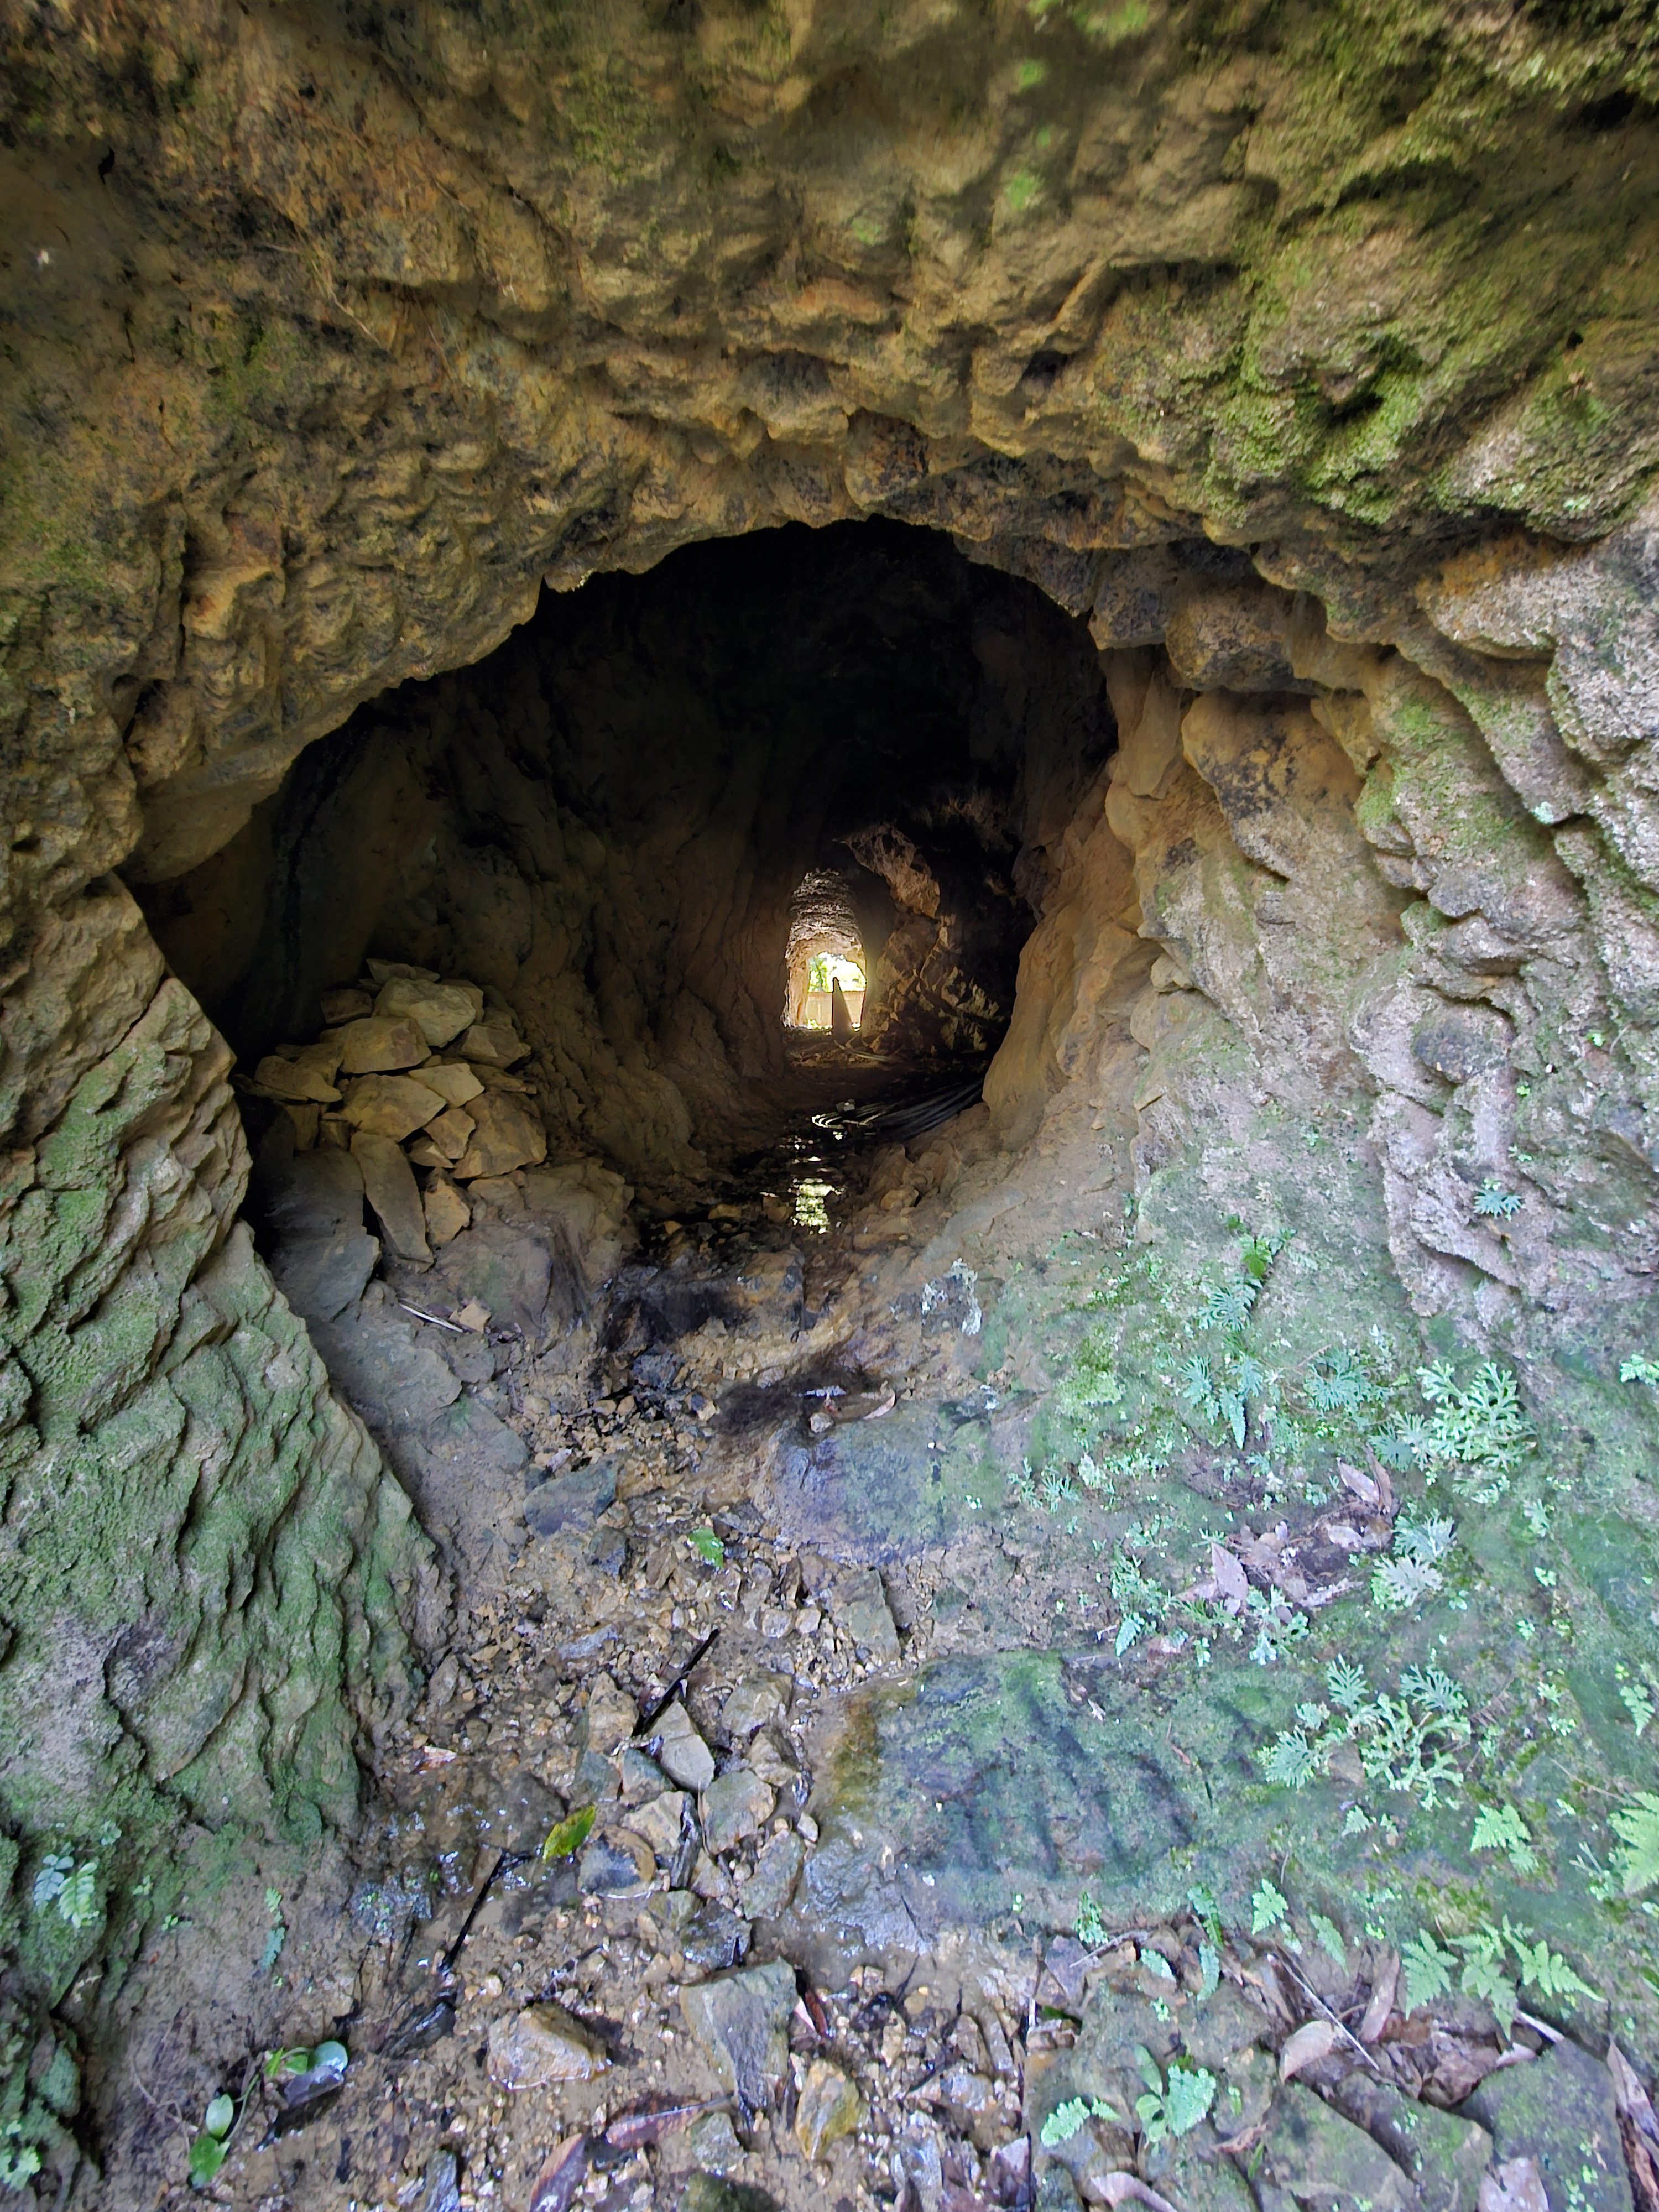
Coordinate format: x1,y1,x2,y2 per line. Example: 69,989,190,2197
1,1,1658,2178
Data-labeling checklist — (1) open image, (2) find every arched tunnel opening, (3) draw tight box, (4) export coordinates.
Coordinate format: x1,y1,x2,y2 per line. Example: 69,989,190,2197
138,520,1103,1177
132,518,1123,1573
782,874,864,1036
7,9,1659,2199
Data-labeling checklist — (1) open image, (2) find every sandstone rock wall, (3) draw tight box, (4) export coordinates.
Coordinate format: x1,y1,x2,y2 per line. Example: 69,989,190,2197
977,529,1659,1442
1,0,1657,2173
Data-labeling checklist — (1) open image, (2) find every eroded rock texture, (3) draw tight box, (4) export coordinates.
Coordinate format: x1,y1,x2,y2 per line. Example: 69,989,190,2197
1,0,1658,2185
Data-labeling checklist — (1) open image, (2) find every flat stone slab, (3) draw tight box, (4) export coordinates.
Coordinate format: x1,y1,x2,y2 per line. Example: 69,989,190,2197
799,1648,1230,1949
679,1960,795,2110
426,1222,556,1339
312,1304,461,1432
766,1399,1004,1563
524,1458,618,1539
701,1766,774,1856
353,1130,431,1265
486,2001,607,2089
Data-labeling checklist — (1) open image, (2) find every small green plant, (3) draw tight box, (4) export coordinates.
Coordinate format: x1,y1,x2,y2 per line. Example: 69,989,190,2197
188,2091,237,2189
1040,2095,1113,2147
1051,1232,1292,1494
1258,1728,1321,1790
1620,1354,1659,1387
1410,1361,1535,1483
1310,1912,1347,1970
1250,1877,1288,1934
688,1527,725,1564
1133,2048,1216,2144
263,2040,346,2083
1616,1669,1655,1736
1470,1802,1540,1876
1109,1546,1168,1655
1245,1584,1310,1667
1076,1889,1107,1947
1259,1661,1469,1807
1474,1180,1522,1218
1401,1931,1456,2013
1611,1791,1659,1895
1187,1882,1223,1948
260,1886,286,1974
0,2124,41,2192
32,1851,100,1933
1402,1921,1593,2033
1371,1513,1457,1611
1304,1347,1374,1417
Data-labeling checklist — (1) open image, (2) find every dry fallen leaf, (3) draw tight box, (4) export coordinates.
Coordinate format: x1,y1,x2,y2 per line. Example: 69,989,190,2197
1359,1950,1400,2046
1361,1445,1396,1515
1211,1542,1250,1611
1610,2041,1659,2212
1280,2019,1343,2081
1478,2157,1547,2212
1610,2039,1659,2138
1088,2178,1178,2212
1235,1526,1288,1575
1337,1459,1380,1508
528,2135,590,2212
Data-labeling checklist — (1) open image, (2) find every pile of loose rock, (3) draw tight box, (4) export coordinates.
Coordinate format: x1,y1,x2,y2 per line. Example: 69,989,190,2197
243,959,547,1270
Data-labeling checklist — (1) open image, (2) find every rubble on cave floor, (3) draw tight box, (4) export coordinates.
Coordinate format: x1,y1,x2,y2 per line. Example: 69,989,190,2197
165,1098,1659,2212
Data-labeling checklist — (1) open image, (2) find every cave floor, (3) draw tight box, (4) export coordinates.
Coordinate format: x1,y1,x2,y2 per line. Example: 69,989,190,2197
121,1083,1659,2212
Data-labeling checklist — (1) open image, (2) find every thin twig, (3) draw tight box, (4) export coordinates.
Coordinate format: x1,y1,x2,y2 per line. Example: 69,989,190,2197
1269,1950,1382,2073
638,1629,719,1731
400,1303,465,1332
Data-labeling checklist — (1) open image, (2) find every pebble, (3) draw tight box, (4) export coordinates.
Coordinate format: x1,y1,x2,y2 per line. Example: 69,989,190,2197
684,2112,745,2175
630,1789,688,1861
424,1177,472,1246
722,1673,790,1737
352,1129,431,1264
795,2058,865,2162
679,1960,796,2109
680,1902,752,1973
582,1672,638,1755
255,1052,341,1103
337,1014,429,1073
453,1091,548,1178
653,1701,716,1792
736,1831,804,1921
700,1767,774,1855
341,1072,447,1139
459,1017,530,1066
838,1568,901,1663
374,977,481,1048
577,1828,655,1897
487,2003,608,2089
411,1060,486,1108
619,1746,668,1800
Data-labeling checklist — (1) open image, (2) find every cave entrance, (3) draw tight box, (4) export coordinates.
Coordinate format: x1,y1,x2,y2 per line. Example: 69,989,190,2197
785,870,865,1034
139,519,1112,1186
